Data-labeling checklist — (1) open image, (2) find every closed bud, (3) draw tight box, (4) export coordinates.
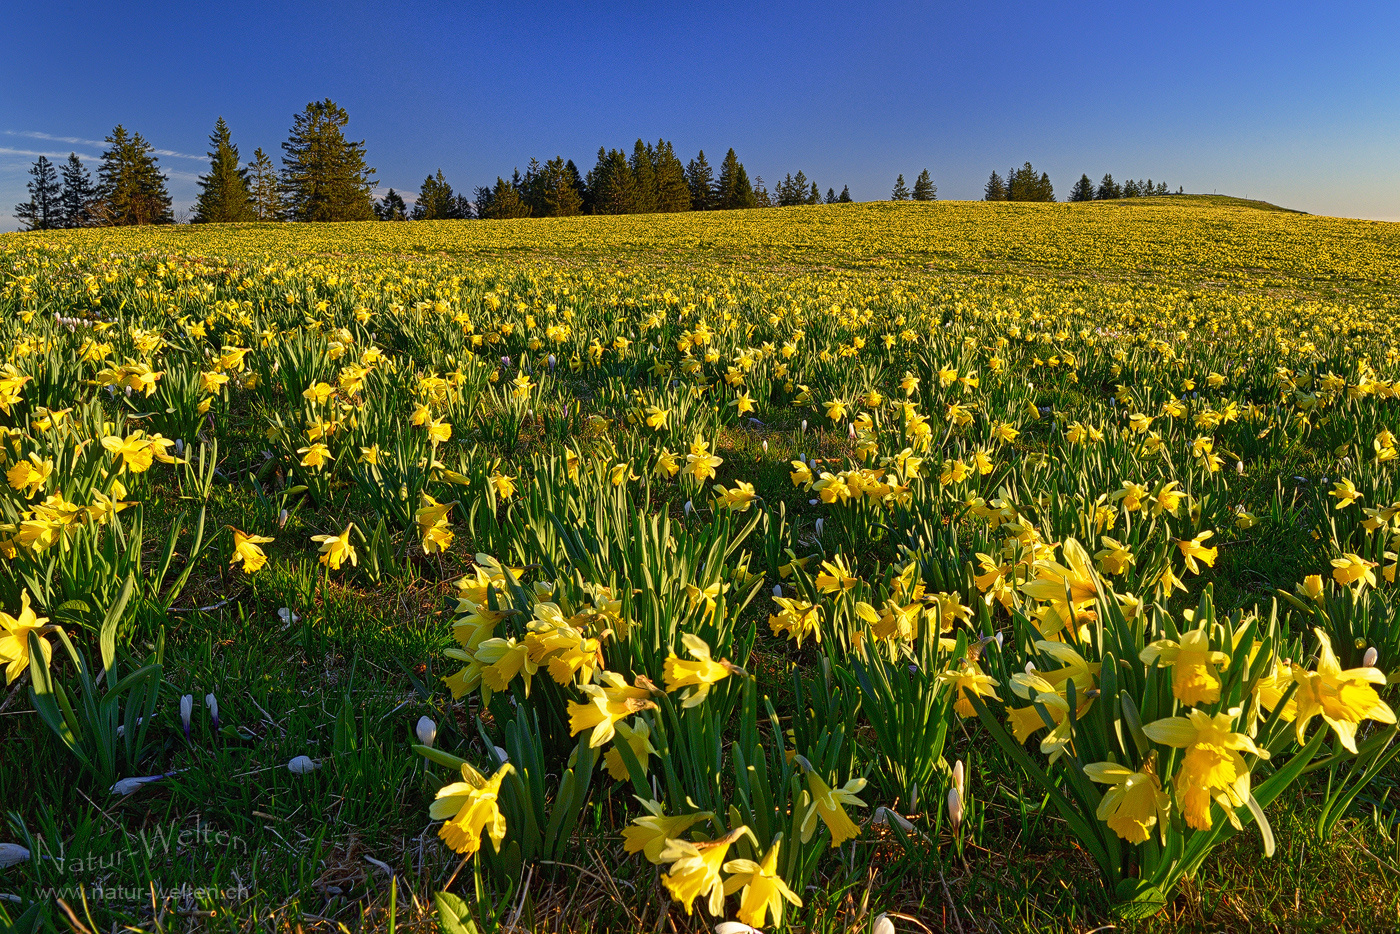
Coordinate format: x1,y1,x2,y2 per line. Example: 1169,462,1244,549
416,715,437,747
287,756,320,774
205,693,219,732
1364,646,1379,667
947,785,964,832
180,694,193,741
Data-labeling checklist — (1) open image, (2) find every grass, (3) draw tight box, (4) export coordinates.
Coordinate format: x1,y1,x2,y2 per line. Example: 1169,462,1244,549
2,198,1400,933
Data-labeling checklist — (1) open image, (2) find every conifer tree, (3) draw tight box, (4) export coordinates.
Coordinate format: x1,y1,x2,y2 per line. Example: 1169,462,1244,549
716,149,756,209
472,185,495,219
1095,174,1121,200
588,148,638,214
685,151,715,210
248,148,282,220
413,170,456,220
911,169,937,201
838,185,852,203
280,99,376,221
1068,174,1095,202
891,174,911,200
193,117,255,223
541,157,583,216
750,175,771,207
14,156,62,230
94,126,173,225
1123,178,1140,198
629,140,658,214
808,182,820,205
375,189,408,220
485,177,531,218
984,171,1007,201
58,154,96,228
1007,163,1054,202
652,140,691,212
825,187,837,204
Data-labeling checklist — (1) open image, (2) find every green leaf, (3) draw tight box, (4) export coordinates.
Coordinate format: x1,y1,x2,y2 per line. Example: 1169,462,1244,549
434,890,480,934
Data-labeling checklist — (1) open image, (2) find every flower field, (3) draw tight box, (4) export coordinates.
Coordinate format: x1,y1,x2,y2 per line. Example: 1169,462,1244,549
2,196,1400,933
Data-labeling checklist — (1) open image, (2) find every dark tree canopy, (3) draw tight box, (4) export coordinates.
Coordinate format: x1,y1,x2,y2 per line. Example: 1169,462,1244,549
58,154,96,229
280,99,376,222
1069,174,1096,202
911,169,937,201
248,148,283,221
890,174,911,201
95,125,173,226
15,156,62,231
193,117,255,223
984,171,1007,201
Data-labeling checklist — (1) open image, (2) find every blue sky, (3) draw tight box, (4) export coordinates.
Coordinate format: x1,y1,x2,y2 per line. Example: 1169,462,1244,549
3,1,1398,231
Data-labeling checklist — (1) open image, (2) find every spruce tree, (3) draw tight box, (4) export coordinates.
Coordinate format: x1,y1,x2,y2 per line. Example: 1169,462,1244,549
825,187,837,204
413,170,455,220
249,148,282,220
911,169,937,201
653,140,692,212
685,151,715,210
14,156,62,230
716,149,756,209
193,118,255,223
984,171,1006,201
1037,172,1055,202
1123,179,1140,198
1095,174,1121,200
94,126,173,225
891,174,911,200
472,185,495,219
1068,174,1095,202
749,175,770,207
375,189,408,220
280,99,376,222
629,140,658,214
808,182,820,205
58,154,96,228
588,149,638,214
838,185,852,203
541,157,583,216
485,177,531,219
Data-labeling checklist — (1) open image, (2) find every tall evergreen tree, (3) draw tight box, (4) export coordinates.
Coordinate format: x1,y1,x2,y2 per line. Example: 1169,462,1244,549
248,148,282,220
1122,178,1141,198
1068,174,1095,202
193,117,254,223
57,154,96,228
984,171,1007,201
890,174,911,201
838,185,852,203
715,149,756,209
750,175,771,208
375,189,408,221
484,177,531,219
280,99,376,222
588,148,638,214
94,126,173,225
629,140,658,214
825,187,837,204
1007,163,1054,202
413,170,455,220
472,185,495,219
652,140,691,212
540,157,583,217
1095,174,1121,200
911,169,937,201
14,156,62,230
685,151,715,210
808,182,820,205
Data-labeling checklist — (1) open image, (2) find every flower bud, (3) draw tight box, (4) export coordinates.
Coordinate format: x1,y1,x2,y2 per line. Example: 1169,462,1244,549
773,584,783,598
952,759,965,798
287,756,320,774
180,694,193,741
814,518,824,538
205,693,219,732
1364,646,1379,667
947,785,964,832
0,843,31,868
416,715,437,747
873,913,896,934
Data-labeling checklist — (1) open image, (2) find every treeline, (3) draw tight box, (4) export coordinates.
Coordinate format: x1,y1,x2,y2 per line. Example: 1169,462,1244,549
982,162,1179,203
11,98,855,229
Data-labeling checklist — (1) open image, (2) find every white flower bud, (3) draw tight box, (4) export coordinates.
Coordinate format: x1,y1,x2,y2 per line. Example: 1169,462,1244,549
1364,647,1379,668
814,518,824,538
873,913,896,934
205,693,219,731
952,760,965,798
111,774,165,795
415,716,437,747
0,843,31,868
287,756,320,774
180,694,193,740
773,584,783,598
947,785,964,832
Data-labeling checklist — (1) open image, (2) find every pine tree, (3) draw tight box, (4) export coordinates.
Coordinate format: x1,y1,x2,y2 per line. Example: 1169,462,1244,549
1096,174,1121,200
192,118,254,223
716,149,756,209
1037,172,1055,202
94,126,173,225
14,156,62,230
891,174,911,201
280,99,376,222
248,148,282,221
485,177,531,219
653,140,692,212
56,154,96,228
750,175,771,207
825,187,837,204
1007,163,1054,202
808,182,820,205
911,169,937,201
984,171,1007,201
838,185,852,203
1068,174,1095,202
472,185,495,219
413,170,456,220
375,189,408,221
629,140,658,214
1123,178,1140,198
686,151,715,210
541,157,583,217
588,148,638,214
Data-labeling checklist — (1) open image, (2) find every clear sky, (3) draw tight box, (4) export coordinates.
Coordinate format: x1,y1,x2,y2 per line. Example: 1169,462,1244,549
3,1,1398,231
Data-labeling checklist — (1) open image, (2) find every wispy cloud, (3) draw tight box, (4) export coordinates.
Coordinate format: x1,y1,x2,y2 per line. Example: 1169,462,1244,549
6,130,205,161
0,146,100,160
